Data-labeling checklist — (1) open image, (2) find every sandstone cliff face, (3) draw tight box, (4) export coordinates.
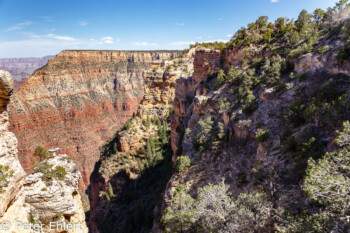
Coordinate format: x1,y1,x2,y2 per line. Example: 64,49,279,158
8,50,179,187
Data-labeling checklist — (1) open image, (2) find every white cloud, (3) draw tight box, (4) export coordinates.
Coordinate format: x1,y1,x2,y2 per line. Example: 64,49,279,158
46,34,76,41
271,0,279,2
0,33,120,57
4,21,33,32
170,41,195,46
39,16,54,22
99,37,115,44
132,41,157,46
217,18,224,21
226,34,233,38
202,39,229,43
176,23,184,26
79,20,88,26
196,36,203,39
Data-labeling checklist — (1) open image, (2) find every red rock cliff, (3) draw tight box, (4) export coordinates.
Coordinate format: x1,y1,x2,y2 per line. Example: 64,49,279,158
7,50,179,188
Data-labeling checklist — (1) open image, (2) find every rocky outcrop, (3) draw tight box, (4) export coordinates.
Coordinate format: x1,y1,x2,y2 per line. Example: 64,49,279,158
1,154,89,233
8,50,180,188
0,70,26,217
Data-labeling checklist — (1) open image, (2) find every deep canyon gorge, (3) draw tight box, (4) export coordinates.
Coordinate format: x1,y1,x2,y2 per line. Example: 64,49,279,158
1,1,350,232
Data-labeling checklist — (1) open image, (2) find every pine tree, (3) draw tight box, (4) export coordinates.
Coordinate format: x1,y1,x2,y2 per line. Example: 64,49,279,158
162,185,196,233
145,114,151,129
214,69,227,90
33,146,51,161
137,159,144,172
156,117,161,129
105,192,110,201
303,121,350,213
108,183,115,198
161,120,168,143
113,142,118,154
146,139,153,163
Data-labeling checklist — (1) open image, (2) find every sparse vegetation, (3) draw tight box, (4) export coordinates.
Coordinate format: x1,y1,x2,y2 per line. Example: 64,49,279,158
162,180,272,232
255,128,270,143
33,146,52,161
175,156,191,173
0,165,14,193
33,163,67,182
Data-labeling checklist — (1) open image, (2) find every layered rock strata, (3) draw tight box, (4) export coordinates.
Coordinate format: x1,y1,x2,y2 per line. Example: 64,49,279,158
0,70,88,232
8,50,179,187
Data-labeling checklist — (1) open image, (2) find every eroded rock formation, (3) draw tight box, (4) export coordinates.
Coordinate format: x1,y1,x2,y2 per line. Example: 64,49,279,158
0,70,26,217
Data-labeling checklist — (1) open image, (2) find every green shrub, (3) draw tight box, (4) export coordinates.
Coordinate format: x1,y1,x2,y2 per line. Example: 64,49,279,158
28,213,36,224
214,69,227,89
162,180,272,233
33,146,52,161
145,114,151,129
284,101,306,126
337,46,350,63
303,121,350,214
194,117,214,151
212,122,225,151
255,128,270,143
317,45,330,54
0,165,14,193
41,187,47,191
218,98,231,113
56,212,64,218
289,72,295,80
175,156,191,173
242,100,259,116
34,163,67,182
289,43,313,58
124,120,132,130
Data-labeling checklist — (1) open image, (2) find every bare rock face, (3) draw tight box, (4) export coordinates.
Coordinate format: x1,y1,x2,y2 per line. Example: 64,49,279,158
0,70,26,217
1,154,89,233
23,154,88,232
8,50,179,187
24,155,82,223
171,48,222,160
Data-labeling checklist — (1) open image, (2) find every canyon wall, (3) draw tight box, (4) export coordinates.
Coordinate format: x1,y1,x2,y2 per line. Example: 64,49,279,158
7,50,180,188
0,70,88,233
87,54,193,233
155,33,350,231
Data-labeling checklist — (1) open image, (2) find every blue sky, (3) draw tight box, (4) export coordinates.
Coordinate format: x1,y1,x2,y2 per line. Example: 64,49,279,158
0,0,338,57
